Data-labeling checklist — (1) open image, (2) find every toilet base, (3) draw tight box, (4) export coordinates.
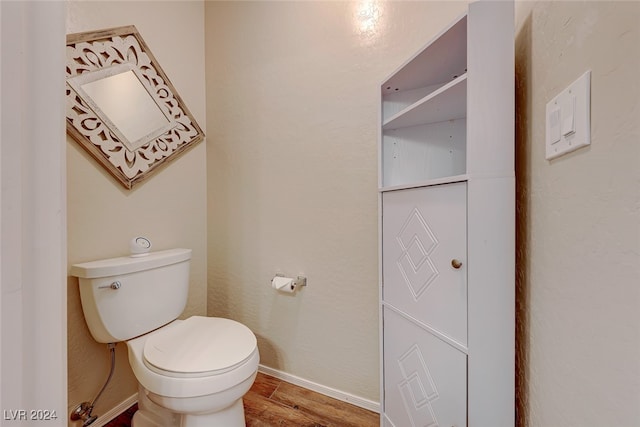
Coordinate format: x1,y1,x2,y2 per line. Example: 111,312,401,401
181,399,245,427
132,398,245,427
132,372,255,427
132,384,180,427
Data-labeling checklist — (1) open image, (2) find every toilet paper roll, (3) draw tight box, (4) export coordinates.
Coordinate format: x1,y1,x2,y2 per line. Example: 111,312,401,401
272,276,295,293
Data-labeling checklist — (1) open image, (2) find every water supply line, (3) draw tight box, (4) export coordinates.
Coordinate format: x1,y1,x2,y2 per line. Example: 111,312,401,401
70,343,117,426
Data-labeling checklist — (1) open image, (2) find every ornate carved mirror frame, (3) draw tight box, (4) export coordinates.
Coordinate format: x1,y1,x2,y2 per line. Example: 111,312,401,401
66,25,204,189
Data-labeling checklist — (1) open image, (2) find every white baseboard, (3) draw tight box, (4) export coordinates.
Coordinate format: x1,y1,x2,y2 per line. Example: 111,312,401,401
258,364,380,414
91,393,137,427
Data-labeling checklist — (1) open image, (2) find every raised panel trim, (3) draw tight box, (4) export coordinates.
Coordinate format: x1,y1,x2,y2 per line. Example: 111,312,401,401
383,302,468,354
395,207,440,300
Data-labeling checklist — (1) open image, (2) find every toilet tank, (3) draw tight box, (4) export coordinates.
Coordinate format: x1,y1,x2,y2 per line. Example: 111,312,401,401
70,248,192,343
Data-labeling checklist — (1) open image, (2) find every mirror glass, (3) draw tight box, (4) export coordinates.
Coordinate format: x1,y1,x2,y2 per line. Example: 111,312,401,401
81,70,169,146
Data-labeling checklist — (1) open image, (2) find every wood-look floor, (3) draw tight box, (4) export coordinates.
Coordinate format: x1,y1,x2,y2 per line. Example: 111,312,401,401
105,372,379,427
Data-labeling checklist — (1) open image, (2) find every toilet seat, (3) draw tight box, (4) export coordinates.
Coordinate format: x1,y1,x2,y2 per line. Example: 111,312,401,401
143,316,257,378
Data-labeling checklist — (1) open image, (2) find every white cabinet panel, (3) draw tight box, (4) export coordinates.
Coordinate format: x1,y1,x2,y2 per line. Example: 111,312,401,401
382,119,467,187
383,307,466,427
383,182,467,348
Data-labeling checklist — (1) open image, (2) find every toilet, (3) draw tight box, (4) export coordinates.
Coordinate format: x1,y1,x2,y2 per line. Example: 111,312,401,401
71,248,259,427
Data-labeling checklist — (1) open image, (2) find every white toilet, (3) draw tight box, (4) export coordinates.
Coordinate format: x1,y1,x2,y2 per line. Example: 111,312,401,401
71,248,259,427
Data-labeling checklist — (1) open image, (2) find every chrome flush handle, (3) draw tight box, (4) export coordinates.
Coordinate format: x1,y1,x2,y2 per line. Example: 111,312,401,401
98,281,121,290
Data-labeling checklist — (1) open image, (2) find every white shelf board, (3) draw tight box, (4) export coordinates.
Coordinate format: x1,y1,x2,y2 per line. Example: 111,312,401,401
382,13,467,94
383,74,467,130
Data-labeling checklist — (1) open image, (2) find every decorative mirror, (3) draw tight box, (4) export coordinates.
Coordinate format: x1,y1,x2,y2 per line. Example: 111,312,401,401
65,26,204,189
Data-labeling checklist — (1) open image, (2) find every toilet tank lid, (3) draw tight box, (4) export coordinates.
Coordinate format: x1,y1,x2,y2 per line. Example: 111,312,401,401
70,248,192,279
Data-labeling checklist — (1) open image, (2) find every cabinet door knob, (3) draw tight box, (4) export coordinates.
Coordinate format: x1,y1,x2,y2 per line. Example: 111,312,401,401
451,259,463,269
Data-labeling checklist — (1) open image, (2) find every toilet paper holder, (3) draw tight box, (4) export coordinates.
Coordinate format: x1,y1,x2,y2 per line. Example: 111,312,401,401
273,273,307,290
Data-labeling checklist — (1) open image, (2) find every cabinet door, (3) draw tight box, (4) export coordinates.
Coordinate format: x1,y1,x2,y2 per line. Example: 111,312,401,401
382,182,467,348
383,307,467,427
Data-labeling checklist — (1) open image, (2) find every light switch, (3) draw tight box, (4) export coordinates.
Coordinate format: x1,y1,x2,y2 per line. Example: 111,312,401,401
545,71,591,160
561,95,576,137
548,108,561,144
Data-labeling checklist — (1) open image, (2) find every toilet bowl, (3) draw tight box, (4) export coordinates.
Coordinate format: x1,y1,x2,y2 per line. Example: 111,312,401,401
127,316,259,426
128,316,259,426
70,249,259,427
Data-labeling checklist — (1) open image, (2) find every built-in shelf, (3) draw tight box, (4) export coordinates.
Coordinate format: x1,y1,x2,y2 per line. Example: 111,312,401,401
379,13,468,188
378,2,515,426
381,14,467,97
383,74,467,130
381,115,467,187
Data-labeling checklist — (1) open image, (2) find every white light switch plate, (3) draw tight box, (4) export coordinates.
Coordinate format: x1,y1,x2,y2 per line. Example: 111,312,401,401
545,71,591,160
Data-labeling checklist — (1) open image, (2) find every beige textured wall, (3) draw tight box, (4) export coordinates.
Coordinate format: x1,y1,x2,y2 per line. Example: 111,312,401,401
66,1,206,421
514,1,639,425
63,0,639,421
205,1,467,402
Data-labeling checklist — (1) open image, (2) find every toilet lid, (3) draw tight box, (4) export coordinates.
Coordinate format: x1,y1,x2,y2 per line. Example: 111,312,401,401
143,316,257,376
